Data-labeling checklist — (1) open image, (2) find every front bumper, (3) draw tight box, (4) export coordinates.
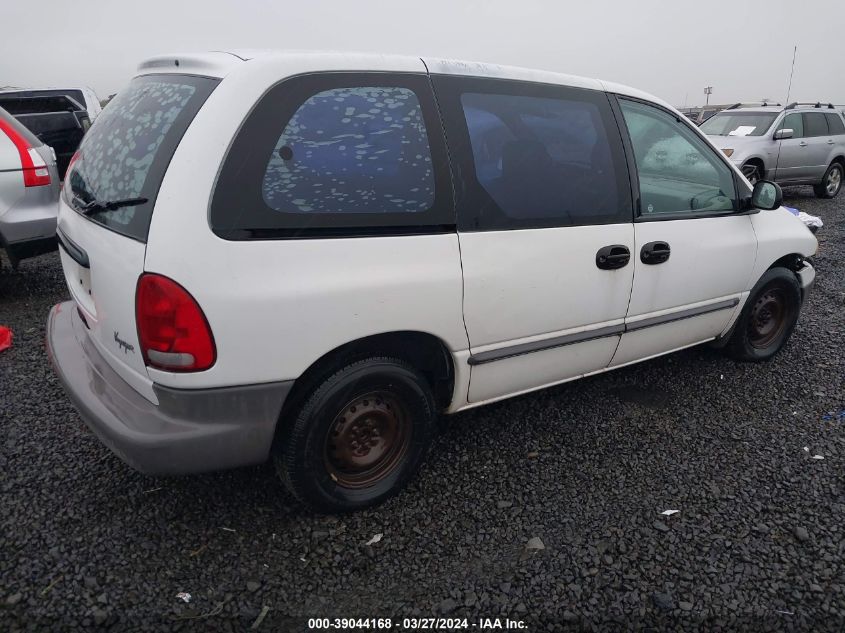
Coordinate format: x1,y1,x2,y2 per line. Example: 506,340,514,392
46,301,293,475
796,261,816,307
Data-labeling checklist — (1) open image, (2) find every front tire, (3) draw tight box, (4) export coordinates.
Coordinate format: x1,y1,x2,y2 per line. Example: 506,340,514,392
275,356,436,513
725,267,801,362
741,162,762,186
813,162,843,198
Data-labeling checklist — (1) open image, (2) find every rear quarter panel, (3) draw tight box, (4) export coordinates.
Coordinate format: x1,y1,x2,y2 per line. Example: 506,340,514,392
144,54,469,390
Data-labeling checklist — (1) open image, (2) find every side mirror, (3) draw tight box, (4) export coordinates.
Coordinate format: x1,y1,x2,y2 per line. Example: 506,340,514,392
774,128,793,140
751,180,783,210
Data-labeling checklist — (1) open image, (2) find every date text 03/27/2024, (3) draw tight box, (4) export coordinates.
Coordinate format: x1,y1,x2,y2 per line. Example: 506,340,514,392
307,618,528,630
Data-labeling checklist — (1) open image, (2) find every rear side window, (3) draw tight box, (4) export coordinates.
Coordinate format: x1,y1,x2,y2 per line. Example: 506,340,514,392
825,113,845,135
262,87,434,214
431,75,632,231
211,73,453,239
66,74,218,242
803,113,829,137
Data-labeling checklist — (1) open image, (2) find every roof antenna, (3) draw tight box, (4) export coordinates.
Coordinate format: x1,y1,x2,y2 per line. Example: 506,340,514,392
775,45,798,182
785,45,797,103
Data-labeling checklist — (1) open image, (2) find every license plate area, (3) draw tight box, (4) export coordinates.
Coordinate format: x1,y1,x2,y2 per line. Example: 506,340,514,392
59,247,97,319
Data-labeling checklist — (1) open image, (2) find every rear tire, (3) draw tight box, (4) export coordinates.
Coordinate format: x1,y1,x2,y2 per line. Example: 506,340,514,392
725,267,801,362
813,162,843,198
274,356,436,513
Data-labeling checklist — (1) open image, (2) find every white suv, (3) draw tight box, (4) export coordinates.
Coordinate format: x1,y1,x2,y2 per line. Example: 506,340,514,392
47,51,817,512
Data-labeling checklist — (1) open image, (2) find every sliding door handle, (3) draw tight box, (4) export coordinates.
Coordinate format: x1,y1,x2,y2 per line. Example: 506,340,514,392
596,245,630,270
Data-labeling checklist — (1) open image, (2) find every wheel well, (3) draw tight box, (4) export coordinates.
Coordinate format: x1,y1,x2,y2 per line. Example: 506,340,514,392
744,157,765,172
832,155,845,168
279,331,456,423
767,253,808,274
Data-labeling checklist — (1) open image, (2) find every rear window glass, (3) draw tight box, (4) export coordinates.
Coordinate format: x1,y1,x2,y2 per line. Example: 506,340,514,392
803,113,829,137
262,87,435,214
0,95,83,115
825,113,845,135
66,74,218,242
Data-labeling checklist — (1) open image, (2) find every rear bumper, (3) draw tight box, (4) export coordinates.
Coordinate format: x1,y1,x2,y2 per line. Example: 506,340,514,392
3,235,57,265
0,182,58,259
46,301,293,475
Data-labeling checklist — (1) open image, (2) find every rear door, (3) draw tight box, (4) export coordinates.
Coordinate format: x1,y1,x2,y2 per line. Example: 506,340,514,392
431,74,635,403
58,74,217,399
802,112,832,180
610,98,757,367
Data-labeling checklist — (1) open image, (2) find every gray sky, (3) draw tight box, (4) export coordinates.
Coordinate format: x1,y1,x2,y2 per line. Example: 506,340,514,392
3,0,843,106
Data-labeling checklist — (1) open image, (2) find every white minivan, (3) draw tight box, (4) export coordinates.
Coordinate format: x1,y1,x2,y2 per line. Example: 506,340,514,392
47,51,817,512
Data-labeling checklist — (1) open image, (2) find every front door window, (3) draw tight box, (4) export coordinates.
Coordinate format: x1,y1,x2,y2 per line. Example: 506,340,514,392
620,99,737,216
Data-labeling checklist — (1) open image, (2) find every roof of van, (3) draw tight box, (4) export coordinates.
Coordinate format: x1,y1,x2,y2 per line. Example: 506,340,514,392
136,50,672,111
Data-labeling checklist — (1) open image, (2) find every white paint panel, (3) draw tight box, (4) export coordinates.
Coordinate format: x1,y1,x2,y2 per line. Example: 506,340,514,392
611,315,723,367
459,225,634,346
628,216,756,316
748,208,818,283
56,198,157,402
145,233,468,390
616,215,756,361
425,57,603,92
460,224,633,402
468,337,620,402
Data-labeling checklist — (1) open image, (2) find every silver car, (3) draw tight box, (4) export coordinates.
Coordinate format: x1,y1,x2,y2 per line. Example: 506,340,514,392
701,103,845,198
0,106,60,269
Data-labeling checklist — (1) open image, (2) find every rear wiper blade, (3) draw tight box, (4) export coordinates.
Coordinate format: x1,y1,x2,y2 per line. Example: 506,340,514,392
76,196,148,215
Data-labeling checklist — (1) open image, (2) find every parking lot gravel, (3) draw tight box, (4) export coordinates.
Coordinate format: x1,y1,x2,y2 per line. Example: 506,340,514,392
1,188,843,632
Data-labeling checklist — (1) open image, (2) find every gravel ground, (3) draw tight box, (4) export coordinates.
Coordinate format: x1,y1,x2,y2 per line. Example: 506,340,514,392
1,188,843,632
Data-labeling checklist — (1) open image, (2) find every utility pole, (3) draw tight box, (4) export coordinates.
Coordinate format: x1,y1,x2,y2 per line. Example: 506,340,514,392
704,86,713,106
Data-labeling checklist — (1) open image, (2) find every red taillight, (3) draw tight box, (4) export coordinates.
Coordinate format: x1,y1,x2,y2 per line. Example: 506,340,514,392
135,274,216,372
0,118,51,187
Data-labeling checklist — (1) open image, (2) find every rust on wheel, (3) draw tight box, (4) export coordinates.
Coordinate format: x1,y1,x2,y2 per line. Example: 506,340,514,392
748,287,788,349
323,391,411,489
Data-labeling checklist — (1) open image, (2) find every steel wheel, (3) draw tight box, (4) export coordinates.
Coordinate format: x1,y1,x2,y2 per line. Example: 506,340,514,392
826,164,842,196
323,391,411,489
747,287,788,349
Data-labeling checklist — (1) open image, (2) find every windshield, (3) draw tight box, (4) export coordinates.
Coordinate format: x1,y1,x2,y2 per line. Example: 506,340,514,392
65,74,218,242
700,112,778,137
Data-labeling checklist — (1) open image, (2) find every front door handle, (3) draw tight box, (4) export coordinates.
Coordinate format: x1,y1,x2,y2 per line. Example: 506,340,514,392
596,245,630,270
641,241,671,265
799,141,808,147
828,139,835,145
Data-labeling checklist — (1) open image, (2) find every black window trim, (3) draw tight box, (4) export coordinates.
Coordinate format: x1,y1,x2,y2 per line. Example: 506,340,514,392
430,73,636,233
611,94,752,223
209,71,456,241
